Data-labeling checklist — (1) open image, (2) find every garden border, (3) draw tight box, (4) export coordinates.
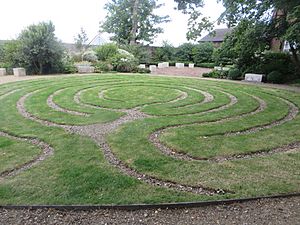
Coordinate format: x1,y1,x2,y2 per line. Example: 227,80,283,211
0,193,299,211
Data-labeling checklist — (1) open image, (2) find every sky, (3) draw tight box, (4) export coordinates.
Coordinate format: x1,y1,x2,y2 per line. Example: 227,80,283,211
0,0,226,47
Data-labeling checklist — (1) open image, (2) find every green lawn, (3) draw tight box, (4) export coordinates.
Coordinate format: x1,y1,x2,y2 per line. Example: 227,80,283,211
0,74,299,205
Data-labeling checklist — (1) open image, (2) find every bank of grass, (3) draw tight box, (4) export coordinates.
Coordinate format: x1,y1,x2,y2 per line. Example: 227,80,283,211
0,74,299,205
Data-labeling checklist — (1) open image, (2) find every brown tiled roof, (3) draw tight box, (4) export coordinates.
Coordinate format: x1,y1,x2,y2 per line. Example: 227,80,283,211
199,28,233,42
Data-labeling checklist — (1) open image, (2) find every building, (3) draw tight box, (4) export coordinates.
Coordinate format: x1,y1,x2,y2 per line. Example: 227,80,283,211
199,28,233,47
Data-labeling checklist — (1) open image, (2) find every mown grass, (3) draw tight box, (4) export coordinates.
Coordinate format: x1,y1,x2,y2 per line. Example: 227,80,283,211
0,74,299,205
0,136,41,174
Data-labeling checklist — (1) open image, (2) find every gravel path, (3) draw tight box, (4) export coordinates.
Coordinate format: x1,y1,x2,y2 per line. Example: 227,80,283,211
0,196,299,225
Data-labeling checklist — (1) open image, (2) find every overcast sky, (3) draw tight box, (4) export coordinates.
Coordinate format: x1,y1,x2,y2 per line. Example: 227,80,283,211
0,0,225,47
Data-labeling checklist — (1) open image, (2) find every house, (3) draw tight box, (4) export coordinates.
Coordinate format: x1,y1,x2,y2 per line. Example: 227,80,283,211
199,28,233,47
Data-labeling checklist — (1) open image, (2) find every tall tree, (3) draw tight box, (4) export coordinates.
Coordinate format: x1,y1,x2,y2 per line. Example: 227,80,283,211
74,28,89,53
101,0,170,45
18,21,63,75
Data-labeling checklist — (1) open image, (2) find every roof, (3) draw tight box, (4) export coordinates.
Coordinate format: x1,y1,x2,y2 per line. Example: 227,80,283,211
199,28,233,42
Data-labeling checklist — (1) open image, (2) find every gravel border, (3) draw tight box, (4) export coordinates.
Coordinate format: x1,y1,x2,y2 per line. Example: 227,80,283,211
0,195,299,225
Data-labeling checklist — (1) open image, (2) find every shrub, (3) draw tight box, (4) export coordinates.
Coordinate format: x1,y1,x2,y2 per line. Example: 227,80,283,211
176,43,195,62
198,63,216,68
228,68,242,80
82,51,98,62
202,70,222,79
192,43,214,64
267,71,284,84
120,45,151,64
136,68,151,74
61,54,77,74
110,51,138,73
94,61,113,73
260,51,296,80
95,43,118,61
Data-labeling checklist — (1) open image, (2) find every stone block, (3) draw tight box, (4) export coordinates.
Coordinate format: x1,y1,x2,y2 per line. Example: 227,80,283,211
77,65,95,73
138,64,146,69
176,63,184,68
244,73,263,82
13,68,26,76
149,65,157,72
189,63,194,68
162,62,169,68
0,68,7,76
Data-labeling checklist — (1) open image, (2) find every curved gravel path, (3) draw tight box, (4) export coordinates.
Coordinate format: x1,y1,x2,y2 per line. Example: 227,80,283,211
0,131,54,181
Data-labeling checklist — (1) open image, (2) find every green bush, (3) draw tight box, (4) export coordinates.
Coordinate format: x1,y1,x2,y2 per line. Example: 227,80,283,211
61,54,77,74
202,70,222,79
228,68,242,80
82,51,98,62
198,63,216,68
94,61,113,73
176,43,195,62
110,50,138,73
136,68,151,74
192,43,214,64
267,71,284,84
95,43,118,61
260,51,296,80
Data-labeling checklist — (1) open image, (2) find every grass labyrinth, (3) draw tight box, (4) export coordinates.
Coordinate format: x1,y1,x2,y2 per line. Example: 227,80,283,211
0,74,299,205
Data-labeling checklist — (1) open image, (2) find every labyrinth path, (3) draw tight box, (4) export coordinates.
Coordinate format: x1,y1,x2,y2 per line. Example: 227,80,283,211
0,74,299,204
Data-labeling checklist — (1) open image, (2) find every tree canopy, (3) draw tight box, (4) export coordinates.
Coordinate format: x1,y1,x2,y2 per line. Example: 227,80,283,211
101,0,170,45
18,21,64,74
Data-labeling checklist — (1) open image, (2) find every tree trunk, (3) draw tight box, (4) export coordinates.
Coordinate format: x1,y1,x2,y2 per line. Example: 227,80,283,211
289,44,300,73
130,0,139,45
39,62,43,75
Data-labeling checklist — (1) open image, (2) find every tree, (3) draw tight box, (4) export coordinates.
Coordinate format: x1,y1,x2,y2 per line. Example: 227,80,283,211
101,0,170,45
0,40,22,68
74,28,89,53
220,0,300,71
18,21,64,74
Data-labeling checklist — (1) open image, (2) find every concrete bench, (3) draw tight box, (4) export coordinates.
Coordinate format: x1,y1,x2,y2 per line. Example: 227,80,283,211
244,73,264,82
189,63,194,68
13,68,26,76
176,63,184,68
76,65,95,73
138,64,146,69
0,68,7,76
149,65,157,72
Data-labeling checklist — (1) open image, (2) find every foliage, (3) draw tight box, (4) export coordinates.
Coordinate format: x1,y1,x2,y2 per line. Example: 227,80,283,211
267,71,284,84
175,43,195,62
95,43,118,61
136,67,151,73
0,40,23,69
228,68,242,80
74,28,89,53
198,62,216,68
110,50,138,72
60,53,77,74
18,21,64,74
153,41,176,62
82,50,98,62
121,44,151,64
213,33,238,65
192,43,214,64
93,61,113,73
220,0,300,71
101,0,169,45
